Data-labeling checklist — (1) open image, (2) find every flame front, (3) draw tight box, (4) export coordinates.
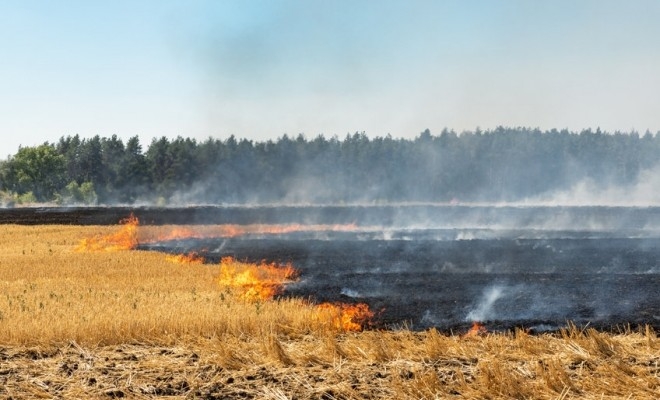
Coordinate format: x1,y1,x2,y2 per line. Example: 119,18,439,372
76,216,375,331
464,321,487,337
217,257,298,301
79,218,360,247
157,227,198,242
144,223,359,243
76,214,139,252
165,252,205,264
315,302,374,332
215,258,374,330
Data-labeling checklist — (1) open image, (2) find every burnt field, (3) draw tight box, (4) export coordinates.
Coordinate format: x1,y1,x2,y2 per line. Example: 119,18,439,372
4,203,660,227
144,232,660,333
4,205,660,332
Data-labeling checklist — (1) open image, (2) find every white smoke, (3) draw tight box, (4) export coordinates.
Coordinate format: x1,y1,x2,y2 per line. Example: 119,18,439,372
530,164,660,207
340,288,362,298
465,286,504,322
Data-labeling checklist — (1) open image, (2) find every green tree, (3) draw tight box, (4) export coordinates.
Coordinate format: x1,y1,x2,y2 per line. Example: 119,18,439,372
78,136,104,191
1,144,66,201
117,136,149,203
100,134,126,198
145,137,174,198
56,134,83,182
60,180,98,205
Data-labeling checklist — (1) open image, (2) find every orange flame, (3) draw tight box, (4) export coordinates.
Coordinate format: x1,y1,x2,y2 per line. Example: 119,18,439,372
77,217,360,252
464,321,487,337
75,214,139,252
315,302,374,332
76,216,374,331
165,252,205,265
157,227,199,242
217,257,298,301
144,223,359,243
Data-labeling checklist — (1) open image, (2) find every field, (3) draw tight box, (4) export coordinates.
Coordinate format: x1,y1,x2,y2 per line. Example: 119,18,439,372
0,223,658,399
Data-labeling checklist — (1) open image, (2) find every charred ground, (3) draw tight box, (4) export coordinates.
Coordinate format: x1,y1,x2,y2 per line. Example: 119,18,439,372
3,204,660,227
145,235,660,332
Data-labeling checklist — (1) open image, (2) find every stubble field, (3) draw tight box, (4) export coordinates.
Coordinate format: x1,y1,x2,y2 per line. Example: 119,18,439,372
0,223,658,399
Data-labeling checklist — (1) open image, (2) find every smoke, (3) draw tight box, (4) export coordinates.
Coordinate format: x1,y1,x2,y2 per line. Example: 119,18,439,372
464,284,567,324
36,126,660,209
465,286,504,322
340,288,363,298
528,164,660,207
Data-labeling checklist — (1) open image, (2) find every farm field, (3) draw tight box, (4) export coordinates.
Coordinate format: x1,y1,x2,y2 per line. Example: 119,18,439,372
0,223,658,399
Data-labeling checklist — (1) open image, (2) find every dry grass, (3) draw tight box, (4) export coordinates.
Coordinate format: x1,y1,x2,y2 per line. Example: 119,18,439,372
0,224,658,399
0,225,345,346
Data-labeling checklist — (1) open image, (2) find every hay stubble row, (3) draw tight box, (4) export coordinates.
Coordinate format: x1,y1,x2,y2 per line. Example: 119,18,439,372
0,224,658,399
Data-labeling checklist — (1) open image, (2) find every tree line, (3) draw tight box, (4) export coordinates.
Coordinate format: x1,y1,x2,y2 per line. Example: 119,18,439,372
1,127,659,206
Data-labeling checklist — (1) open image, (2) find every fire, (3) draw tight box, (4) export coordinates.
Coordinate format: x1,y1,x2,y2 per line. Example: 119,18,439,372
157,227,199,242
217,257,298,301
232,223,358,237
144,223,359,243
75,214,139,252
464,321,487,337
76,216,360,252
165,252,205,264
214,257,374,330
75,215,374,331
315,302,374,332
245,223,359,236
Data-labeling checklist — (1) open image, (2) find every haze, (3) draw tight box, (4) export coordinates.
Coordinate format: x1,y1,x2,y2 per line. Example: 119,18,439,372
2,0,660,158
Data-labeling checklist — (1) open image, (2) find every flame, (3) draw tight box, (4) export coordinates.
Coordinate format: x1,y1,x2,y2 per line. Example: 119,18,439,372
75,216,373,331
214,256,374,330
165,252,205,264
143,223,359,243
315,302,374,332
217,257,298,301
76,215,359,252
464,321,487,337
157,227,198,242
75,214,139,252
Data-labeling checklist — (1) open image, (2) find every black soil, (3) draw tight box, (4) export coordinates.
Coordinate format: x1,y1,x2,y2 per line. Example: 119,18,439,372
143,235,660,332
2,204,660,227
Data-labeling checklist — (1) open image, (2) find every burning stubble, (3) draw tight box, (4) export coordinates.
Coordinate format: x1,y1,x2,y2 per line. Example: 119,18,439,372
164,252,205,264
142,222,361,243
58,207,660,333
77,218,361,252
75,214,139,252
72,216,376,332
217,256,298,302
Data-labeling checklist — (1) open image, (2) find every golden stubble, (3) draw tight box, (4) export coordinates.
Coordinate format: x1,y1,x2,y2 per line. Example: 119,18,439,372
0,225,337,346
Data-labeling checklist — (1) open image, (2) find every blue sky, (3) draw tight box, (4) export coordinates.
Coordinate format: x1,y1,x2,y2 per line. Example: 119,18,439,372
2,0,660,157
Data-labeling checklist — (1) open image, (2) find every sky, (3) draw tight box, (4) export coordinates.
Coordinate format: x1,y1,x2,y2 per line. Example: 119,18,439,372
2,0,660,158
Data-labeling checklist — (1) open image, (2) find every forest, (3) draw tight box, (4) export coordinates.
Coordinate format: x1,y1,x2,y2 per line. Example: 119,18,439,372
1,127,659,206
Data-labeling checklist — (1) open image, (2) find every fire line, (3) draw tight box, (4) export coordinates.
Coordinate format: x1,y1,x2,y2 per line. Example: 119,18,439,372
76,215,375,331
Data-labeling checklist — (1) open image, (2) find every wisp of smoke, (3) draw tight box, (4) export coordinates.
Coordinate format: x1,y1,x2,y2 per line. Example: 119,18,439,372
466,286,504,322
